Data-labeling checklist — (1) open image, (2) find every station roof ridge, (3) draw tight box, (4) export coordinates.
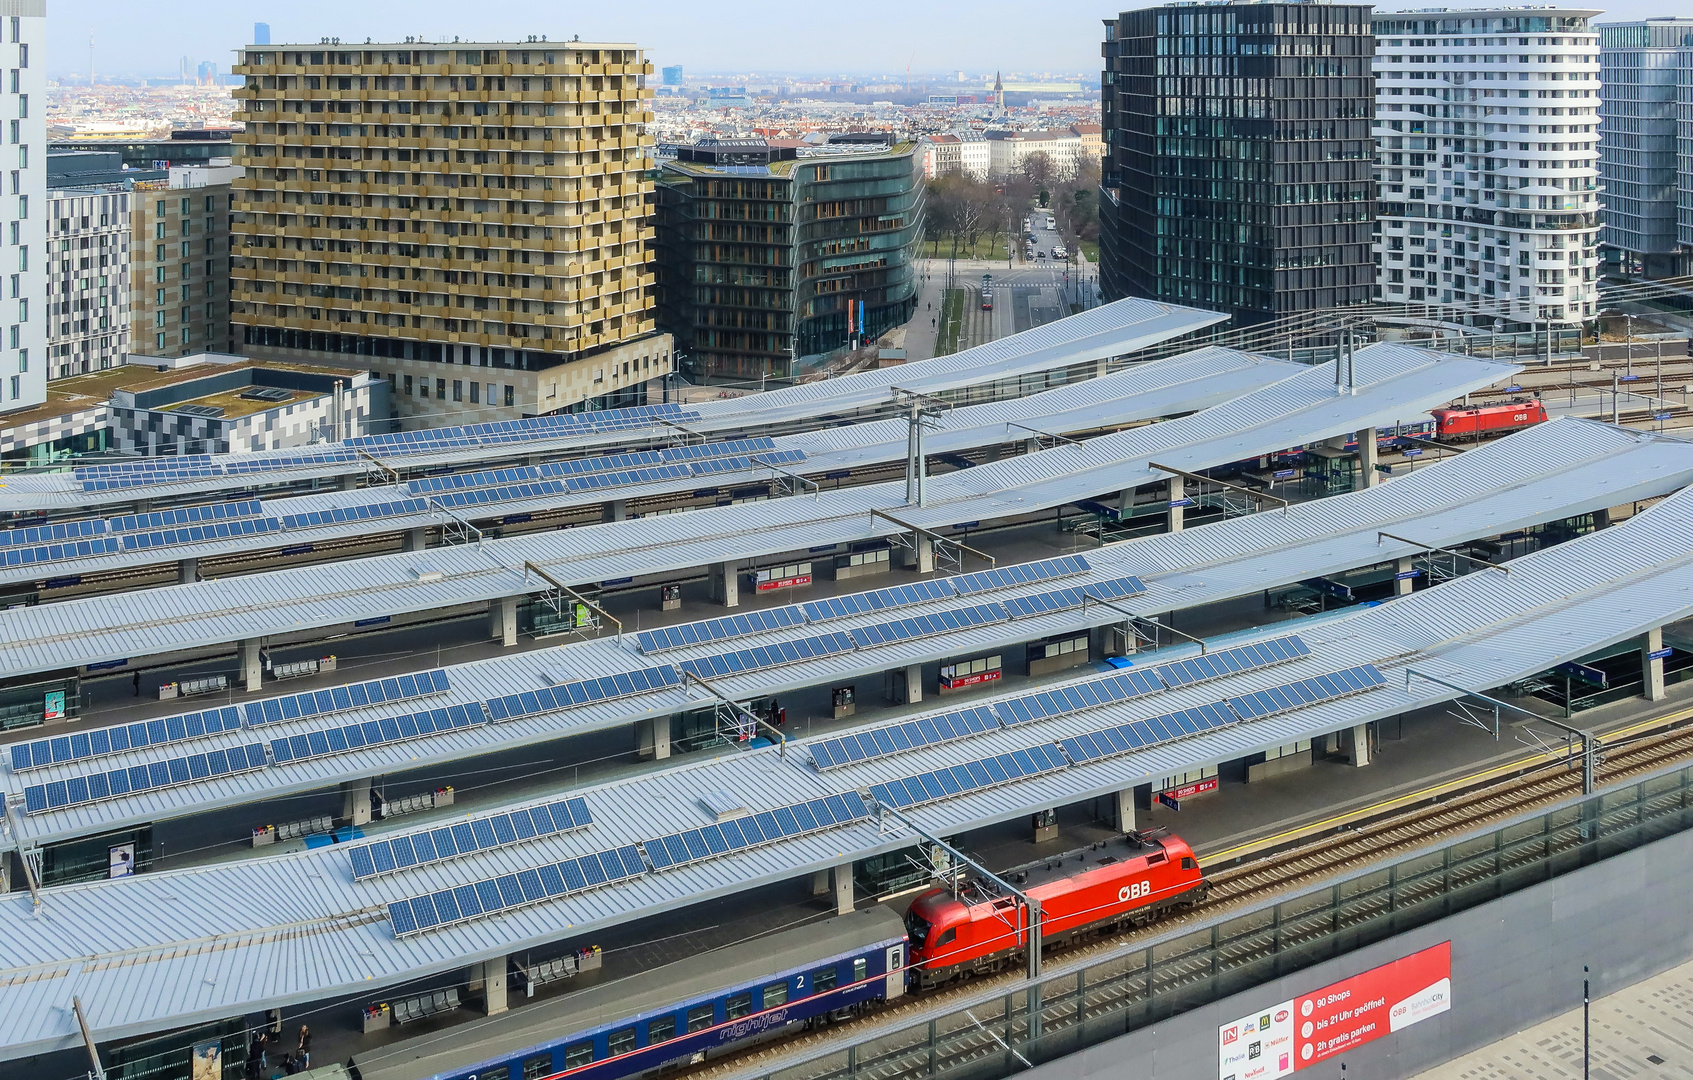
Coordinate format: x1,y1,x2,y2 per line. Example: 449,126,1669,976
4,480,1693,1059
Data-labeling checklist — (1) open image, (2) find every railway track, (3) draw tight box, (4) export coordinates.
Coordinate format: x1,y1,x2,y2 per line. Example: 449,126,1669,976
691,710,1693,1080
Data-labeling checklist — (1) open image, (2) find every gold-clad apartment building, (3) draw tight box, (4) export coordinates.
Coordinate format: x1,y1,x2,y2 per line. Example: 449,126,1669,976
228,41,673,426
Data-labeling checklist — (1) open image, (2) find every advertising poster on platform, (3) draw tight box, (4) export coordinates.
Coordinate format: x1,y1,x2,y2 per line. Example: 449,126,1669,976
1219,942,1451,1080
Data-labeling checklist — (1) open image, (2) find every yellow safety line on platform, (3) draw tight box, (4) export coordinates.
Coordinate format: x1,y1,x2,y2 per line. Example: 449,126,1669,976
1200,699,1693,864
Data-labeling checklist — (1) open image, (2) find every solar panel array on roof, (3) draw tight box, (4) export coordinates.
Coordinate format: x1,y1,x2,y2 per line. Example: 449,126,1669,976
269,702,486,765
484,666,681,721
661,437,778,462
0,518,105,546
350,796,592,881
108,500,264,532
642,791,870,871
1153,636,1310,687
1226,664,1387,720
223,448,360,476
0,536,120,566
637,607,806,654
953,555,1091,595
563,465,694,492
802,579,958,623
995,667,1166,726
387,842,646,938
1000,576,1146,619
431,480,569,510
22,744,269,815
243,669,450,726
11,706,242,772
869,744,1069,810
847,601,1010,649
537,451,666,478
279,498,429,530
678,632,856,679
348,403,704,459
1057,703,1237,764
409,466,541,495
1056,663,1388,766
809,706,999,771
119,517,281,551
806,635,1313,773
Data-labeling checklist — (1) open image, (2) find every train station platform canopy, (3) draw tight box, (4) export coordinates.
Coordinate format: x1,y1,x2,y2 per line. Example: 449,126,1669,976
0,344,1521,682
5,418,1685,854
2,460,1693,1061
0,347,1301,589
0,299,1225,515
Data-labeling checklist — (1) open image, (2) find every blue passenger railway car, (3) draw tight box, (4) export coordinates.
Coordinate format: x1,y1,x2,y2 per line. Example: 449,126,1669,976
350,909,907,1080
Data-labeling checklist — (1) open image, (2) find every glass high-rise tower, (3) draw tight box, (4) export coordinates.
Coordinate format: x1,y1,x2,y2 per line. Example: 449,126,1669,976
1099,2,1376,328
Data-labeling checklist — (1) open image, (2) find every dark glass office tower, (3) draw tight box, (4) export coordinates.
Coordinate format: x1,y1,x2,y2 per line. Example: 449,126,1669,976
1100,3,1376,327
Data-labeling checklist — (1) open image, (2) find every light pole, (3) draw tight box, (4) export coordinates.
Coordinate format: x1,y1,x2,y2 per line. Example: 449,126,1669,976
1583,965,1590,1080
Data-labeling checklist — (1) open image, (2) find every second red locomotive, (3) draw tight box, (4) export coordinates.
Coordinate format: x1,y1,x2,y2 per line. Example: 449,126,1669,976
1429,399,1548,438
904,829,1207,988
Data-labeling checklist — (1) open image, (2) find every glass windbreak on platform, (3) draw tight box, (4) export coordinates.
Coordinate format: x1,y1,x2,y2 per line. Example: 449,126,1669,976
749,763,1693,1080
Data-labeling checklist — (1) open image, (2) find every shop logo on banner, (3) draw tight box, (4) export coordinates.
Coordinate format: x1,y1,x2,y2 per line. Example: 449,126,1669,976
1217,942,1451,1080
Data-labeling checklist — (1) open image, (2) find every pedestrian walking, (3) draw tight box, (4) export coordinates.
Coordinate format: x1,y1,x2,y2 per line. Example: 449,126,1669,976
297,1025,311,1070
132,671,141,696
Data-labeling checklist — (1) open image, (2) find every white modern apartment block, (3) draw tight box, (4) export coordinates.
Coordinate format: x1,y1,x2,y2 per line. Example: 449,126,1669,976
957,135,991,181
0,0,42,413
1597,18,1693,278
46,187,130,379
1372,7,1602,330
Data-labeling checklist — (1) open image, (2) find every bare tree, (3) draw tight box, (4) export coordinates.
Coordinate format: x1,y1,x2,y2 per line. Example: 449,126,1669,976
1020,151,1056,189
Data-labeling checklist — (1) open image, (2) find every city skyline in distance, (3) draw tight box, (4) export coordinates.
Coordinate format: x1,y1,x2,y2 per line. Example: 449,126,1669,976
51,0,1677,81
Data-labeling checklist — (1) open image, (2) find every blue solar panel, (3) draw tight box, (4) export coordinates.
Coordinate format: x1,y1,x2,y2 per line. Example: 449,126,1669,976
0,517,106,547
387,842,646,938
952,555,1091,595
20,743,269,815
563,464,693,492
637,607,806,654
483,666,680,721
350,797,592,881
0,535,123,566
660,437,778,463
809,705,999,772
11,705,244,772
641,794,872,873
107,500,265,533
1224,664,1387,721
1057,703,1237,765
409,465,543,495
1000,576,1147,619
801,579,959,623
279,498,430,530
1153,635,1310,688
994,667,1165,727
243,669,451,727
537,451,667,478
867,743,1069,811
269,702,484,765
677,632,856,680
847,602,1010,650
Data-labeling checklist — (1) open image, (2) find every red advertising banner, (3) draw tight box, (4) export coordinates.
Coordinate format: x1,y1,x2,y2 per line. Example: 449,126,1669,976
1218,942,1451,1080
940,669,1003,690
756,574,813,592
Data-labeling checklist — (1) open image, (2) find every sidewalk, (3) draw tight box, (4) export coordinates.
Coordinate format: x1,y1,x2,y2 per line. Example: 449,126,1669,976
1408,956,1693,1080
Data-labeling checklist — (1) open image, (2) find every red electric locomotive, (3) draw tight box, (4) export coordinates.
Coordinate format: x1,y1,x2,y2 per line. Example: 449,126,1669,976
1429,399,1548,438
904,829,1207,988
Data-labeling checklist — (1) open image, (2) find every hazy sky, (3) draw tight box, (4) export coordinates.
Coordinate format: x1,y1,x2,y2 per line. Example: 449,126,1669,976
53,0,1675,80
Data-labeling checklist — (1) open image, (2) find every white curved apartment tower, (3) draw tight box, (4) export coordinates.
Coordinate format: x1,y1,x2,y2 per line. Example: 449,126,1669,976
1371,7,1602,331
